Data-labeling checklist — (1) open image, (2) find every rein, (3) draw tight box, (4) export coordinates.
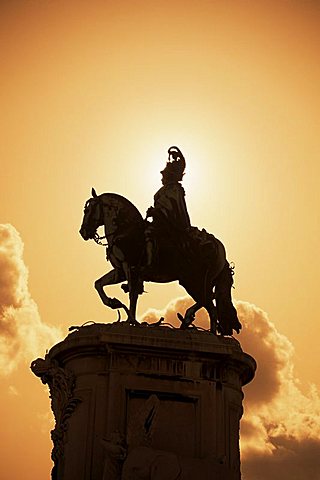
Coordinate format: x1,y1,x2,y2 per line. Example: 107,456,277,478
93,232,108,247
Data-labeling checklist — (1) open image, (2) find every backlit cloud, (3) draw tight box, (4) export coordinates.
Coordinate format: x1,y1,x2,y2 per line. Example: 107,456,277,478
237,301,320,479
141,297,320,480
0,224,62,375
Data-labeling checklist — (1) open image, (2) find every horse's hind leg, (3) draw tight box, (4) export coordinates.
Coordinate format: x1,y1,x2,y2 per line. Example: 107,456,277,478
205,301,218,335
179,302,202,329
179,301,218,333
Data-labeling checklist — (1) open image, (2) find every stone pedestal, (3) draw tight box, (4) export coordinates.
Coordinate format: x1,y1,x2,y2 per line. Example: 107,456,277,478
31,321,256,480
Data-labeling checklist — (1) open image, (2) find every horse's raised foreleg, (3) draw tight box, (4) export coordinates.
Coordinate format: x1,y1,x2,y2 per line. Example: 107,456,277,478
94,269,129,317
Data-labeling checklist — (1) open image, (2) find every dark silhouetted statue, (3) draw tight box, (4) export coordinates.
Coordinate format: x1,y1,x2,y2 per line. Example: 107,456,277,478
79,146,241,335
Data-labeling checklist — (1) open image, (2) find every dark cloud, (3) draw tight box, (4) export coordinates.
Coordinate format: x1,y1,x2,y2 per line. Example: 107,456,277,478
0,224,62,374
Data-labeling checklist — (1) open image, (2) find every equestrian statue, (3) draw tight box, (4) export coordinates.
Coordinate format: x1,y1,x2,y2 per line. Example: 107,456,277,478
79,146,241,335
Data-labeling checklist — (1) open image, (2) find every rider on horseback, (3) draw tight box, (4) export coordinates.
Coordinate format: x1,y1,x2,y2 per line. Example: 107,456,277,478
145,146,191,270
80,146,241,335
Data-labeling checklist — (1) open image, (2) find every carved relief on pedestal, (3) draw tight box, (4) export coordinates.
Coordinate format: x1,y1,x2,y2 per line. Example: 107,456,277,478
101,431,127,480
110,351,187,379
31,356,82,479
117,393,229,480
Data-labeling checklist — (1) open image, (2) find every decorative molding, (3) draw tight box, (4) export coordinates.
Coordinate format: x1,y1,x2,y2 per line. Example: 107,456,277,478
31,356,81,479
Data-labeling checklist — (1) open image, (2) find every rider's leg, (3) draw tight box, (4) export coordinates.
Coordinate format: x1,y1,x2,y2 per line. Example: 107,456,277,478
145,240,153,267
144,224,155,267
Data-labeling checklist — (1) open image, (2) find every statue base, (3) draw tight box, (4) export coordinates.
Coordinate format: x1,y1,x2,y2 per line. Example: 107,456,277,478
31,321,256,480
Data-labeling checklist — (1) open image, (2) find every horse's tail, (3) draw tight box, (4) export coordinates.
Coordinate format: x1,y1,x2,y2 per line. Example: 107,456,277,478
215,262,242,335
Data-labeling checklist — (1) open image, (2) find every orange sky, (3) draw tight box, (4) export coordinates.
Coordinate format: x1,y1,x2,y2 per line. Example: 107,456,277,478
0,1,320,479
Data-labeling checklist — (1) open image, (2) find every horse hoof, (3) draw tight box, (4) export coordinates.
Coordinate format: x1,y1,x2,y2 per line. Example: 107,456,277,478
179,312,195,329
128,319,140,327
177,313,187,329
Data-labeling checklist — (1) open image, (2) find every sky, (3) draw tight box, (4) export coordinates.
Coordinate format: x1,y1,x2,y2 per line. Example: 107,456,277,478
0,0,319,478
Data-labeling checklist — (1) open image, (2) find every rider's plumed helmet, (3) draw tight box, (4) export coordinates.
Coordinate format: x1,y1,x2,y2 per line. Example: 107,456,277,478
161,146,186,183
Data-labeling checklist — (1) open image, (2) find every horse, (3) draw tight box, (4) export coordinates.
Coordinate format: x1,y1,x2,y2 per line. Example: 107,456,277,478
79,189,241,335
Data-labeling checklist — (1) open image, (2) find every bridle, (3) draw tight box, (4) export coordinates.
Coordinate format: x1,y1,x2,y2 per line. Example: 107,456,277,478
93,232,108,247
84,197,108,247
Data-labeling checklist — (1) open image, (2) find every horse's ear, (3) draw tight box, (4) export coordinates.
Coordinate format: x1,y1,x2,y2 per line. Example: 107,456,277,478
91,188,97,198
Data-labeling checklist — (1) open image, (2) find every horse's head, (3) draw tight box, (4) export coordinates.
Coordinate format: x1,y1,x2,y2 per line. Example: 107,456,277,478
79,188,103,240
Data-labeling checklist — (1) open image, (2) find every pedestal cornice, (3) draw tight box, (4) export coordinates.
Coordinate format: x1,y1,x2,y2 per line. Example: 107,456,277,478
49,322,256,386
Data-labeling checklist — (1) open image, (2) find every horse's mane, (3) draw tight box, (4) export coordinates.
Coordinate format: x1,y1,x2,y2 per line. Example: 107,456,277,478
99,192,144,226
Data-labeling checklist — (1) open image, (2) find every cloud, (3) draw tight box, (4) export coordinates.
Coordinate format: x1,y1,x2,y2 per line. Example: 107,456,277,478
237,301,320,479
141,298,320,480
0,224,62,375
8,385,19,396
141,296,194,329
